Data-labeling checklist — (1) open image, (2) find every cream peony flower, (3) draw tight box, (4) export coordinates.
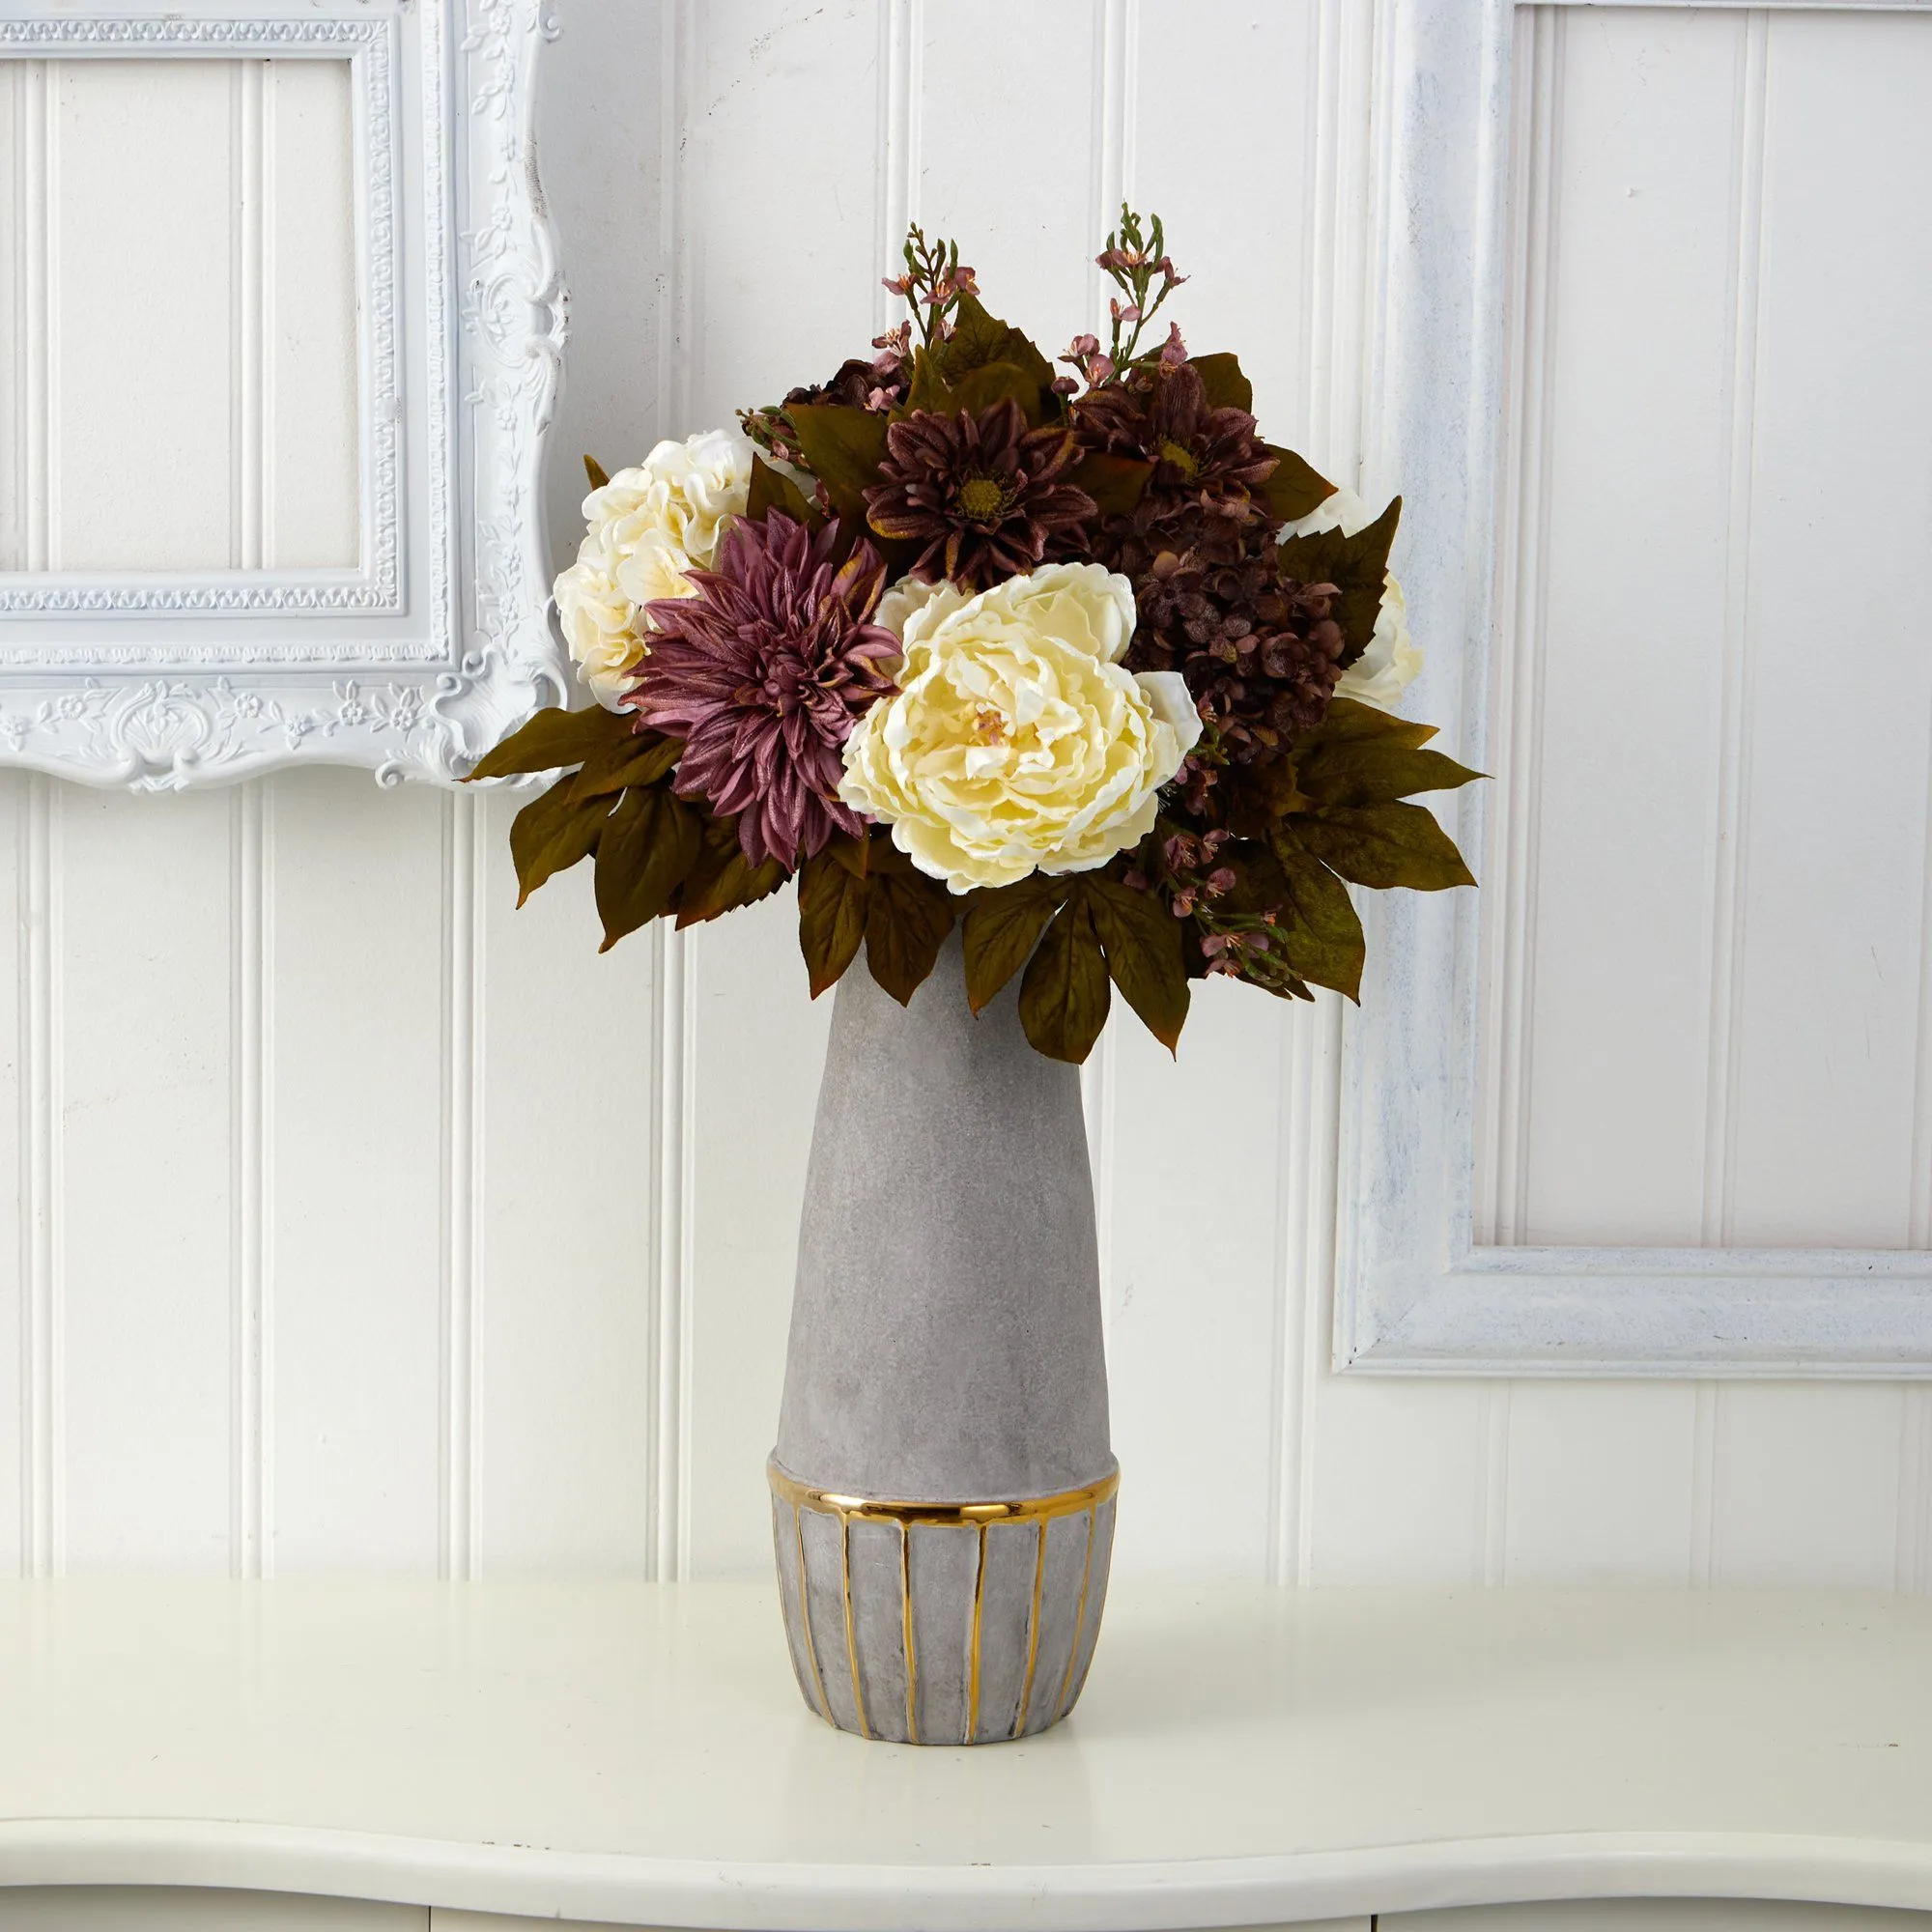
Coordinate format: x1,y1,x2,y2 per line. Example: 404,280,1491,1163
553,427,755,710
839,563,1203,894
1282,486,1422,710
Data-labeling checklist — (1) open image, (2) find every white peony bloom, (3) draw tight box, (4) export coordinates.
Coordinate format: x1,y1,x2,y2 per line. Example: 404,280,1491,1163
1342,573,1419,710
838,563,1203,895
1281,486,1423,710
553,427,755,710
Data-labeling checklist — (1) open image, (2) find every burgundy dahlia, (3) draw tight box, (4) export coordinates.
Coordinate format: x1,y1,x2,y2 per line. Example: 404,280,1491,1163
864,400,1096,589
636,513,898,869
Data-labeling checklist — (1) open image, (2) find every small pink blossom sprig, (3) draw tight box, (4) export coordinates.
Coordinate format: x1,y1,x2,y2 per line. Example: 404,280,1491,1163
1126,825,1309,996
1094,205,1187,373
1055,333,1113,396
883,225,980,348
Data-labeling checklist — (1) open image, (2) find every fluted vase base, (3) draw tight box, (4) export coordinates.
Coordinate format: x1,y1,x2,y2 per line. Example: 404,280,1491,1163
768,1459,1119,1745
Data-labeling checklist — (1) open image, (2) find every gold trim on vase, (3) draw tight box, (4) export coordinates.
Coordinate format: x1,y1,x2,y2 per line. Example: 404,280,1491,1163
769,1460,1120,1745
768,1463,1120,1526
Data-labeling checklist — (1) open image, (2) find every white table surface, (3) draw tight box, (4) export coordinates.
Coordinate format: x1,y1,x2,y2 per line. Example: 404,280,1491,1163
1,1580,1929,1930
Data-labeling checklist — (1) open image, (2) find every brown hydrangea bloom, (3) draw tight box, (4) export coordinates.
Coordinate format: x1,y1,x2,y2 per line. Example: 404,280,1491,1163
1127,549,1348,775
783,348,910,416
739,327,912,468
864,400,1097,589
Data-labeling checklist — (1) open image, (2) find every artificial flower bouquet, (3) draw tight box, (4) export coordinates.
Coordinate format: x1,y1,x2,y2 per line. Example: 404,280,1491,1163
470,211,1479,1062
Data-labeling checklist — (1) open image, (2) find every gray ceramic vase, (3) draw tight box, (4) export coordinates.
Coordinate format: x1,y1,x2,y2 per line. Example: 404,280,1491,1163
770,933,1117,1746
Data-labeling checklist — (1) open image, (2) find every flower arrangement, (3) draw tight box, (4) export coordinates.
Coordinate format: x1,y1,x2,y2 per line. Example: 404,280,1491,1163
472,211,1479,1062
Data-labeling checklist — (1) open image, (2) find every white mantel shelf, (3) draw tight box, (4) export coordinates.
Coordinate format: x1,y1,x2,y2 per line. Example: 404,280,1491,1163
2,1581,1931,1930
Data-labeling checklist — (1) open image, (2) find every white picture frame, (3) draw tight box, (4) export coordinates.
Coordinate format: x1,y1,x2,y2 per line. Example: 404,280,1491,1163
1335,0,1932,1378
0,1,568,787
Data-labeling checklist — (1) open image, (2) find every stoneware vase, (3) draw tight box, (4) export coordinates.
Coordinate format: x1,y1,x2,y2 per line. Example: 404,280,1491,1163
770,933,1117,1745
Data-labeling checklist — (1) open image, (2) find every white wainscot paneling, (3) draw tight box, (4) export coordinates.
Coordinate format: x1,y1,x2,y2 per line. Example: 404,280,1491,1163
1479,4,1932,1258
0,54,358,575
59,784,235,1570
3,0,1931,1595
264,772,446,1573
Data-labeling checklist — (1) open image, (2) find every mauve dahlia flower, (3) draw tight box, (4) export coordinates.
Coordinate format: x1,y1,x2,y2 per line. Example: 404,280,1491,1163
636,513,899,869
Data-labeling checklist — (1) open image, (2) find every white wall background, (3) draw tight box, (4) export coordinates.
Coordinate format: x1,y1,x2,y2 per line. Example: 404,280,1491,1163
2,0,1929,1591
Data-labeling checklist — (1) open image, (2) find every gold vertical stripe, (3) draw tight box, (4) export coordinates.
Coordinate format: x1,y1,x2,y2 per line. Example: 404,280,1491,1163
1055,1498,1099,1722
840,1516,871,1740
793,1500,830,1721
966,1521,987,1745
1011,1518,1048,1738
770,1463,1120,1743
900,1521,920,1746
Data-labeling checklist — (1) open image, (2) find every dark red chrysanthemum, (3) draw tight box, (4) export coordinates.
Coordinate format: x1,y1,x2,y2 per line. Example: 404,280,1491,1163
635,513,898,869
864,400,1096,589
1070,356,1278,573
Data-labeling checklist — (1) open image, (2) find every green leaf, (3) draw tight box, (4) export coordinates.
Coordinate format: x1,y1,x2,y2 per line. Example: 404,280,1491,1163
1018,897,1112,1063
960,875,1065,1013
673,815,788,926
1266,830,1366,1001
950,360,1048,424
1191,352,1253,415
902,349,962,418
593,783,704,951
1221,753,1319,840
1084,876,1190,1053
747,452,816,526
583,454,611,492
782,404,891,520
797,847,871,998
940,294,1016,375
1278,497,1401,662
1296,736,1484,809
833,834,875,877
940,296,1058,399
1306,694,1438,752
508,777,615,905
566,730,681,803
1295,801,1476,892
1067,450,1152,517
1262,445,1337,525
467,704,631,781
864,870,955,1005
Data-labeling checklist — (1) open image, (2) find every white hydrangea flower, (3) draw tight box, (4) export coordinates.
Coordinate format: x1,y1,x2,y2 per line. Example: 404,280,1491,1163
839,563,1203,895
1282,486,1423,711
552,427,755,710
553,548,645,711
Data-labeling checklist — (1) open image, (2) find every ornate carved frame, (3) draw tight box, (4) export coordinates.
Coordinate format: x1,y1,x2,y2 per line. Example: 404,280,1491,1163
0,2,569,787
